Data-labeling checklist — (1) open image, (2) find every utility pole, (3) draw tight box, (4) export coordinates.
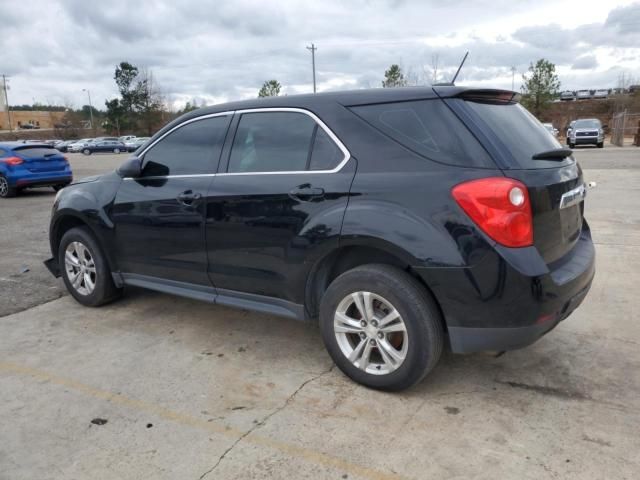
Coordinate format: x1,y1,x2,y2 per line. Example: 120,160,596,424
2,75,13,133
306,43,317,94
511,66,516,91
82,88,95,134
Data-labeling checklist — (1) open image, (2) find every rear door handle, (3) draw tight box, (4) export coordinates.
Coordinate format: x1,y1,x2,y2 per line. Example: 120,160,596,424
177,191,202,205
289,186,325,201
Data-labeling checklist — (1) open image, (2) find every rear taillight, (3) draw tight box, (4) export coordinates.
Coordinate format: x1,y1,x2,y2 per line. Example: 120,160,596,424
452,177,533,248
1,156,24,166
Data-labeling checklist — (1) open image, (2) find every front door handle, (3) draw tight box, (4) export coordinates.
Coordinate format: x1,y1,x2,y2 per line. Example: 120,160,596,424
289,185,325,201
177,190,202,205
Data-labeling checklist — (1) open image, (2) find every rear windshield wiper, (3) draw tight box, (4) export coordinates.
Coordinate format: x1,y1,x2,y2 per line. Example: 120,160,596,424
531,148,573,161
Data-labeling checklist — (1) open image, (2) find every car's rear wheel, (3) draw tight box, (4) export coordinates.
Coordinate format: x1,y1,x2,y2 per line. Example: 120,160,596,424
52,184,68,192
114,148,121,154
319,264,443,391
0,175,17,198
82,148,91,155
58,227,122,306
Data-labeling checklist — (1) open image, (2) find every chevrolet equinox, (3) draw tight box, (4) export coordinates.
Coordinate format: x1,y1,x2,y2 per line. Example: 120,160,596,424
45,86,595,391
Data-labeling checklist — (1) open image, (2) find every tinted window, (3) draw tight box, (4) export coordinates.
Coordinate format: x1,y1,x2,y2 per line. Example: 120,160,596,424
463,100,571,169
309,127,343,170
350,99,493,168
143,116,230,176
228,112,316,173
13,147,61,158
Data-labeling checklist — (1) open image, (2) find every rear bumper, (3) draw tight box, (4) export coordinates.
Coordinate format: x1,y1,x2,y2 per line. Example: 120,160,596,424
10,171,72,188
416,224,595,353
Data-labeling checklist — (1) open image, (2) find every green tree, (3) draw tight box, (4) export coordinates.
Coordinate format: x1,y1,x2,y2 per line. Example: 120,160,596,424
258,80,281,97
382,64,407,88
104,98,125,136
114,62,142,130
520,59,561,117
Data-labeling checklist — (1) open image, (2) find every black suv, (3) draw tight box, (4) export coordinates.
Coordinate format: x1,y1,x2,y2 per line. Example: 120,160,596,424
45,87,595,391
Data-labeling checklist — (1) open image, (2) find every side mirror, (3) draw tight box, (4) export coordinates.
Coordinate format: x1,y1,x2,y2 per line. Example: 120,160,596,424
117,156,142,178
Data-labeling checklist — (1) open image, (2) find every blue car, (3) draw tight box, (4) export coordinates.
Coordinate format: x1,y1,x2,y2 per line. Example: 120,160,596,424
0,142,73,198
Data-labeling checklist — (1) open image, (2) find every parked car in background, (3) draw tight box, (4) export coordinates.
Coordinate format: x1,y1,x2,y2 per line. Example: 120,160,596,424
125,137,150,152
81,140,126,155
560,90,576,101
567,118,604,148
542,123,558,137
92,137,120,143
0,142,72,198
576,90,592,100
593,89,609,99
55,140,78,153
68,139,95,153
119,135,137,143
45,86,595,391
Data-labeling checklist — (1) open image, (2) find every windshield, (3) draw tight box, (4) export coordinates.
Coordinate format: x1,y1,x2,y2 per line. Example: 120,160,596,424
574,119,601,129
462,100,573,169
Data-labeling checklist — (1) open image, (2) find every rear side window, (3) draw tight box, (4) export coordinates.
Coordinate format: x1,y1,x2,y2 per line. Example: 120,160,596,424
13,147,61,158
462,101,571,169
350,99,494,168
142,115,231,176
309,127,343,171
228,112,316,173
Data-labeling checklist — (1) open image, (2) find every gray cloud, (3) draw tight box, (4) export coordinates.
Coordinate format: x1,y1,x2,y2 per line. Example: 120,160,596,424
1,0,639,108
572,55,599,70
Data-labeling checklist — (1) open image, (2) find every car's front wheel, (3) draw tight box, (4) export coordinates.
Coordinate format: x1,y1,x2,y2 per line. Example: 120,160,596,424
58,226,122,306
319,264,443,391
0,175,17,198
597,142,604,148
569,142,575,148
82,148,91,155
114,148,121,154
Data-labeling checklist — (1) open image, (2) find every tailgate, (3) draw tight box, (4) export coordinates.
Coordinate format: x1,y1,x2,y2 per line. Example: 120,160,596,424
506,163,584,263
14,146,68,173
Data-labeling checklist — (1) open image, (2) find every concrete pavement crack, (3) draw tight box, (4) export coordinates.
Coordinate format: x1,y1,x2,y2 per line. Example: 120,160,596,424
197,363,335,479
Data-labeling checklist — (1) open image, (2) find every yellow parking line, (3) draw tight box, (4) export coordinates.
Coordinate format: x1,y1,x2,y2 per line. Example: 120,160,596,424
0,362,404,480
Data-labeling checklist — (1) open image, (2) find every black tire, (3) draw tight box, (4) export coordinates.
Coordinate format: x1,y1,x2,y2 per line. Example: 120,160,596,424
82,148,91,155
0,175,18,198
52,184,68,192
58,226,122,307
319,264,444,391
114,148,121,154
569,142,575,149
597,142,604,148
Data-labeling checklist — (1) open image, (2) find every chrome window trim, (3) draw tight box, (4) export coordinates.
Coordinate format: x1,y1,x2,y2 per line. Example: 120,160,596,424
219,107,351,176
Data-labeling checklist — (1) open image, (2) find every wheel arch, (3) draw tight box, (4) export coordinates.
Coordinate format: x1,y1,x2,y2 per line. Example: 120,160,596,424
50,212,117,273
304,242,447,333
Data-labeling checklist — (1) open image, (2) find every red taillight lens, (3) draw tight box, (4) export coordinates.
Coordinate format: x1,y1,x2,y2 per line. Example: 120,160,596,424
452,177,533,248
1,156,24,166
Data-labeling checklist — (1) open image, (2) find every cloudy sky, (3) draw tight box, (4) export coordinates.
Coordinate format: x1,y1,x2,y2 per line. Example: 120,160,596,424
1,0,639,110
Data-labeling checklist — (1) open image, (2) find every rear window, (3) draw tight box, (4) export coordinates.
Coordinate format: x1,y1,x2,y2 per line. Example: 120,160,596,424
463,101,572,169
349,99,494,168
13,147,62,158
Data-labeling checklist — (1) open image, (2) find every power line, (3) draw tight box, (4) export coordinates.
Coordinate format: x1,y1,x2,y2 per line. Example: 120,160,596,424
306,43,317,94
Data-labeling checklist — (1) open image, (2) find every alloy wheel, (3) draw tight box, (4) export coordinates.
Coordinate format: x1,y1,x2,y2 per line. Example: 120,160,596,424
334,292,408,375
64,241,96,295
0,177,8,197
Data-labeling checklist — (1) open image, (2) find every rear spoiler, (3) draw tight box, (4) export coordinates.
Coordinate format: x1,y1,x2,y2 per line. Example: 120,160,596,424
456,89,520,104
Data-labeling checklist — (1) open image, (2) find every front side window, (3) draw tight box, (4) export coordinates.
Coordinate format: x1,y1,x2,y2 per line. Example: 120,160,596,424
142,115,231,176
